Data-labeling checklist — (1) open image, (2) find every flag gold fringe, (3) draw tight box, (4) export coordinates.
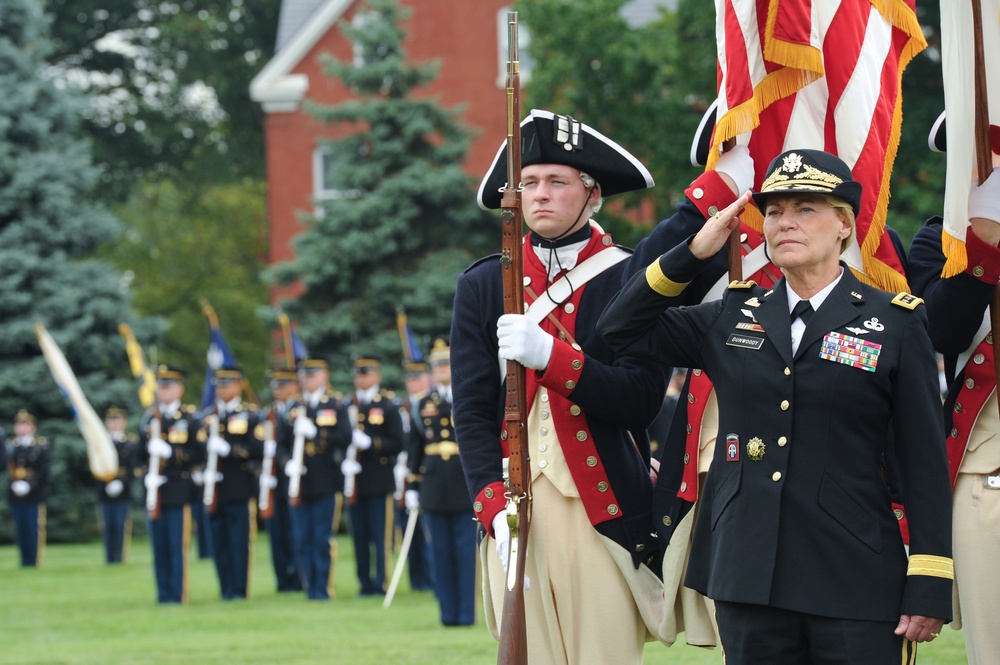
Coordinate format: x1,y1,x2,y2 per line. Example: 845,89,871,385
942,228,970,278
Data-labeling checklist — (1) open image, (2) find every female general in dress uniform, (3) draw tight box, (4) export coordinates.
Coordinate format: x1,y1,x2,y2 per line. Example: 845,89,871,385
599,149,954,665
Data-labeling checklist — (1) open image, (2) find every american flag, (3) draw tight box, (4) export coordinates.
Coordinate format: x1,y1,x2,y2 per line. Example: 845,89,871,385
938,0,1000,277
709,0,926,292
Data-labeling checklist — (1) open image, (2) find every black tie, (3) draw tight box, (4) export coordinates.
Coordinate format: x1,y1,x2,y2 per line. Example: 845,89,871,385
791,299,814,324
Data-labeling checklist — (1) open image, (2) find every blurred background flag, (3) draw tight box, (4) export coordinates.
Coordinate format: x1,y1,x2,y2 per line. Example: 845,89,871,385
35,323,118,480
200,302,240,410
708,0,925,291
395,308,424,364
277,312,309,369
118,322,157,408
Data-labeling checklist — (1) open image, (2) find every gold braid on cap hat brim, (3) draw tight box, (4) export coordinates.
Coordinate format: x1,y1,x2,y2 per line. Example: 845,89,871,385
760,163,844,194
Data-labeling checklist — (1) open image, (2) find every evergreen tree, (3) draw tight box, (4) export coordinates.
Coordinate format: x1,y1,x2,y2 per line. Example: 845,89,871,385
271,0,494,389
0,0,144,542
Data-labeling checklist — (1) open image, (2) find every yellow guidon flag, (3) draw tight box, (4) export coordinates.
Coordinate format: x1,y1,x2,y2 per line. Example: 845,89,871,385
118,323,157,408
34,323,119,481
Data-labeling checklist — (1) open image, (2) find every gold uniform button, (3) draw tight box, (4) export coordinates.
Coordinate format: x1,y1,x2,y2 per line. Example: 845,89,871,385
951,428,959,438
954,403,963,414
974,353,986,365
586,456,598,467
707,205,718,215
662,516,672,526
597,481,608,492
687,393,696,403
772,472,782,482
473,501,483,512
602,236,613,246
576,431,588,441
693,369,702,376
607,504,619,515
571,359,582,370
894,508,905,521
989,333,994,345
683,453,690,464
680,481,688,493
780,400,789,411
973,266,986,277
966,378,976,389
484,488,494,499
686,424,693,434
777,436,787,447
692,187,705,200
784,367,791,376
565,380,576,390
635,544,645,553
569,405,582,416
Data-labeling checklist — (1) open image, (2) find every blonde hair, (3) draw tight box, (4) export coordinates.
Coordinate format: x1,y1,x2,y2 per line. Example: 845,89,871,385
821,194,856,252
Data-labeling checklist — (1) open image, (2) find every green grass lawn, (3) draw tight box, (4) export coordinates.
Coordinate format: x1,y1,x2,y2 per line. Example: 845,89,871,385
0,533,968,664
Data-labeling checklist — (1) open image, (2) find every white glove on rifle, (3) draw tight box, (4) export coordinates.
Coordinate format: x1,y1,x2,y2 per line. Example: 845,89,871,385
260,474,278,490
497,314,554,371
207,435,231,457
492,511,530,590
105,479,124,498
284,459,306,478
969,168,1000,224
191,470,204,486
147,437,172,459
144,472,166,492
293,415,318,439
340,459,362,477
263,439,277,458
404,489,420,511
351,429,372,450
11,480,31,497
714,143,754,196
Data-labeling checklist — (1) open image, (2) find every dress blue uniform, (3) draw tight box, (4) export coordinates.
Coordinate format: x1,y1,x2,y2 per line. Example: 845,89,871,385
97,407,138,564
139,367,205,604
7,411,50,568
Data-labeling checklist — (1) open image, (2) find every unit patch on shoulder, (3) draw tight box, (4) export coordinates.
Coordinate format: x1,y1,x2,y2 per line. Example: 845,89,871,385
891,293,924,310
728,280,757,290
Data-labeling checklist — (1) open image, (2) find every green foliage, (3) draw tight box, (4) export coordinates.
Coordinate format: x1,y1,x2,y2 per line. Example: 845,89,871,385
0,0,144,542
102,178,271,397
272,0,495,390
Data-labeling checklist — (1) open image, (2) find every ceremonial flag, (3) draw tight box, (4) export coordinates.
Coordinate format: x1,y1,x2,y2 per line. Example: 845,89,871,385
118,323,157,408
709,0,925,292
200,303,239,410
395,309,424,363
938,0,1000,277
277,312,309,368
35,323,118,480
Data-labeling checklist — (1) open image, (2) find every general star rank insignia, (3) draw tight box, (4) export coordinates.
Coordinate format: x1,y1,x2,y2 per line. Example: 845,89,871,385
746,437,766,461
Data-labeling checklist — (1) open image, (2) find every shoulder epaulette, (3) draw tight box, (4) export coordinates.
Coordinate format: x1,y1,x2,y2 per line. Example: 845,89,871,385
463,253,502,273
891,293,924,310
728,280,757,290
182,404,196,413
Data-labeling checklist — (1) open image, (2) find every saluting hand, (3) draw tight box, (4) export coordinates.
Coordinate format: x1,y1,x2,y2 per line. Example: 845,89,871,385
689,190,754,260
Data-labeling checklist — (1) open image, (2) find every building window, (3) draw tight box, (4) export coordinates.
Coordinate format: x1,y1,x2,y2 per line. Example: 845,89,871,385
313,145,359,201
496,8,533,86
352,11,380,67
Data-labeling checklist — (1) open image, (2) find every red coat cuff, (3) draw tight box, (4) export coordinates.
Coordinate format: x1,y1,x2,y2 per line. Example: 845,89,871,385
473,481,507,537
964,229,1000,284
536,340,584,398
685,171,739,219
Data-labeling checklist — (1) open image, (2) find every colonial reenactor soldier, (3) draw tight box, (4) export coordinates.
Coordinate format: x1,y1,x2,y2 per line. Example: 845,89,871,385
406,339,475,626
199,365,264,600
260,366,302,593
139,365,204,604
279,357,352,600
398,358,434,593
453,110,671,663
97,406,139,564
909,120,1000,665
600,149,953,663
342,355,404,596
7,410,50,568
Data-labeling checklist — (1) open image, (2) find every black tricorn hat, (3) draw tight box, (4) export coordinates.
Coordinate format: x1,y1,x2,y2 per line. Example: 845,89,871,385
928,110,1000,154
752,149,863,217
690,99,718,167
477,109,654,210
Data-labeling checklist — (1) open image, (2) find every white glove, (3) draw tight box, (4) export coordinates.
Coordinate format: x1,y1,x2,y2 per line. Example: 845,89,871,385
284,459,306,478
144,472,166,492
11,480,31,497
714,143,755,196
969,168,1000,224
147,437,172,459
105,479,124,498
264,439,277,458
393,458,408,492
294,416,318,439
260,474,278,490
207,435,231,457
492,511,530,589
191,470,204,486
341,459,362,476
352,429,372,450
497,314,554,371
405,489,420,511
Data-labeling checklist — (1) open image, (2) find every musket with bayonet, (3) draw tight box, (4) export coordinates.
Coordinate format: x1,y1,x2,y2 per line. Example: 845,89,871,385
496,11,530,665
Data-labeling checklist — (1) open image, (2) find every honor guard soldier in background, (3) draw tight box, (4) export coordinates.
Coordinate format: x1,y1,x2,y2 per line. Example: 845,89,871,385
600,149,953,663
399,357,434,593
280,357,351,600
97,407,138,564
260,366,302,593
406,339,475,626
909,122,1000,665
200,366,264,600
7,410,50,567
139,365,204,604
343,355,404,596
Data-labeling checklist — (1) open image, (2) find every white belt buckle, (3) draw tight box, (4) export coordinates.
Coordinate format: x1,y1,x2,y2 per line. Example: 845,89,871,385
985,473,1000,490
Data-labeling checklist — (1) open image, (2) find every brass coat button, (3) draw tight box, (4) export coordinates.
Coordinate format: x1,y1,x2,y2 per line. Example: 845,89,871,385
772,472,782,482
586,456,598,467
607,504,619,515
484,488,494,499
569,405,581,416
780,400,789,411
